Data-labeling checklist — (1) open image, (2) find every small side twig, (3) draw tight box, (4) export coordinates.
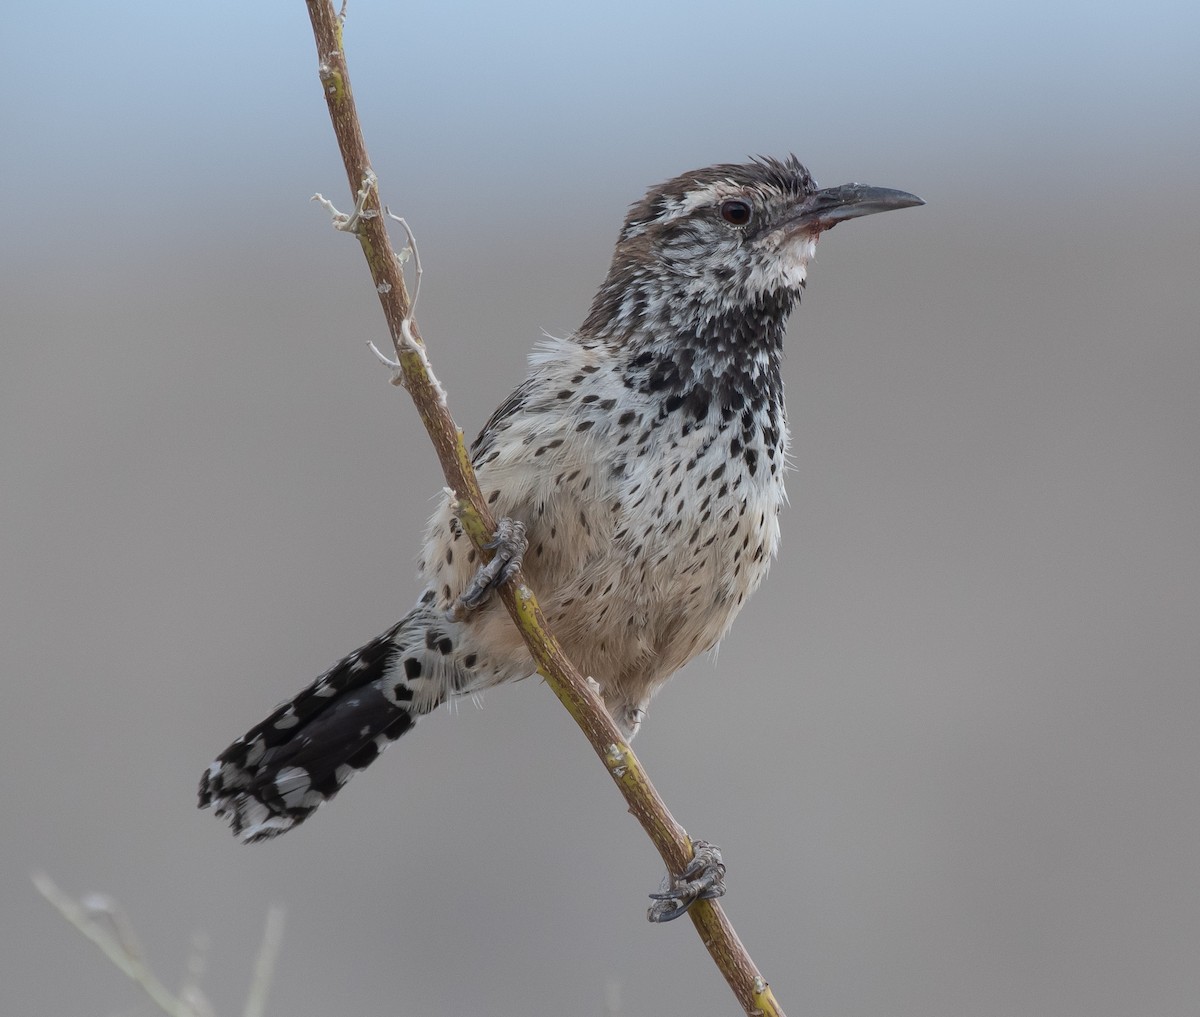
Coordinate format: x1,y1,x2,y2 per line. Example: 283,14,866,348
303,4,784,1015
385,208,423,312
312,170,377,232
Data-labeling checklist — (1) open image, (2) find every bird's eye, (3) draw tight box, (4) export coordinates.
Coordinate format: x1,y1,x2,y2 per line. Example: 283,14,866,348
719,199,753,227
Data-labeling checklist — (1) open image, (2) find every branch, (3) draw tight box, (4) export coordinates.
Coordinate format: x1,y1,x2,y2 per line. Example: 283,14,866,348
303,4,785,1014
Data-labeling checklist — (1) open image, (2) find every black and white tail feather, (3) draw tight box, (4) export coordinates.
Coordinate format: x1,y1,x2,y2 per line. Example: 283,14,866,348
199,591,474,842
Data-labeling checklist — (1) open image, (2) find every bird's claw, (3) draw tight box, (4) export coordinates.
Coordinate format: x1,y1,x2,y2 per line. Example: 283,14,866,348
449,518,528,618
647,840,726,923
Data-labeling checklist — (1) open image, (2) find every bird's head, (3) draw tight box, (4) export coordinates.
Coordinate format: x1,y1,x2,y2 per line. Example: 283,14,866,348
583,155,922,339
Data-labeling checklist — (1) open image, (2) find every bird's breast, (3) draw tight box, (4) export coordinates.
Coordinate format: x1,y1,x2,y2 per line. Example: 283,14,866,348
520,384,789,687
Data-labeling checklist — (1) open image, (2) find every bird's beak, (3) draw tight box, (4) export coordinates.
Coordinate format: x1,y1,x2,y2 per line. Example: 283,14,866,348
785,183,924,232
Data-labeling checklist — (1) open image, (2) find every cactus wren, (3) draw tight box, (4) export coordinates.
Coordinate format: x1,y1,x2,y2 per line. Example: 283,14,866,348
199,156,922,846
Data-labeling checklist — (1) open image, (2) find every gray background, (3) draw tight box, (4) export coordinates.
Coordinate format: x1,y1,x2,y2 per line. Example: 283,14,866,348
4,1,1198,1014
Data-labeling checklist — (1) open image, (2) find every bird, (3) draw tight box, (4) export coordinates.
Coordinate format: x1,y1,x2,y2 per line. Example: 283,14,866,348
199,156,922,859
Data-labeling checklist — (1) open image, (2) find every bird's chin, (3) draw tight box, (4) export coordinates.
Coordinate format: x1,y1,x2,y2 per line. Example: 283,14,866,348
747,233,816,295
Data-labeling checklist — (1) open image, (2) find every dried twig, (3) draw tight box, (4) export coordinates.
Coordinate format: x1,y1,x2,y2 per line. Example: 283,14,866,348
33,872,283,1017
303,3,784,1014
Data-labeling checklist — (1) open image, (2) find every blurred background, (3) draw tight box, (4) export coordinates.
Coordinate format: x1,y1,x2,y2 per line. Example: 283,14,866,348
3,1,1198,1014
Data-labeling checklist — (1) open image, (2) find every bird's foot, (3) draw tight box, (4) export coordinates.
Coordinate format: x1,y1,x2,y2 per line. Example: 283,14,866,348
449,518,528,618
647,839,726,923
616,703,645,740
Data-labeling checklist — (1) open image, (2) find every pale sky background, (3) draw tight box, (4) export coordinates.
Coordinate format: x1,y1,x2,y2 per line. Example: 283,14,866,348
4,2,1199,1015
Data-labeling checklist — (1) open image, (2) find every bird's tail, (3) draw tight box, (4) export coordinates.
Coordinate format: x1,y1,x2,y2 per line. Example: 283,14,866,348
198,594,473,842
